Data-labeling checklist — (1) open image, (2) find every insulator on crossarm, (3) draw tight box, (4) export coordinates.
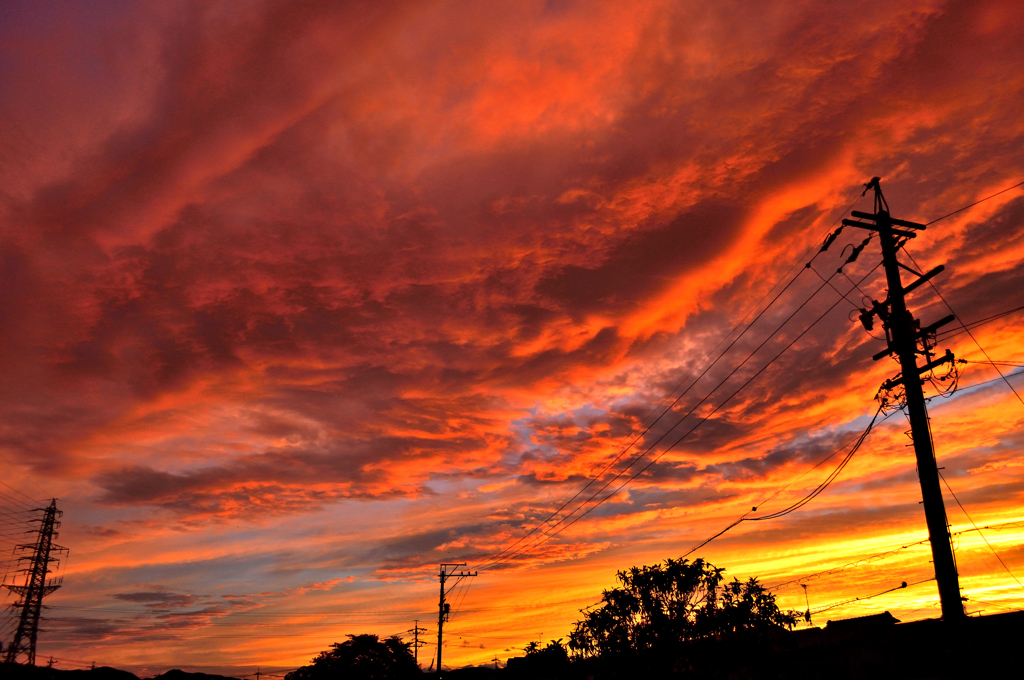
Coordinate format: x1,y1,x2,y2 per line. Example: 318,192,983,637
844,237,871,265
820,226,844,253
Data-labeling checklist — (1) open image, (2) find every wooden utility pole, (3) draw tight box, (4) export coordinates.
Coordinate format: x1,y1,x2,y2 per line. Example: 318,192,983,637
437,563,476,675
843,178,964,621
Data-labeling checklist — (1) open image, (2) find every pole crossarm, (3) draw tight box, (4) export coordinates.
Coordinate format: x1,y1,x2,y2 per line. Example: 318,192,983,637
842,219,920,239
850,209,927,229
879,349,956,390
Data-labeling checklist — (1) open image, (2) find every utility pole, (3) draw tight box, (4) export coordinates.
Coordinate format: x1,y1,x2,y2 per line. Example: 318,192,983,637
4,499,68,665
844,178,964,621
409,620,428,666
437,563,476,676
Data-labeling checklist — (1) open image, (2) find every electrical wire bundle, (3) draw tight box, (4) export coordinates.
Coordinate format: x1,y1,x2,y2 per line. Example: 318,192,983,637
467,191,888,575
467,178,1024,578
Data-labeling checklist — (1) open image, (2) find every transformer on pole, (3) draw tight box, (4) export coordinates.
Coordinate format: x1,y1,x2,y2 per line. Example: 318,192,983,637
3,499,68,665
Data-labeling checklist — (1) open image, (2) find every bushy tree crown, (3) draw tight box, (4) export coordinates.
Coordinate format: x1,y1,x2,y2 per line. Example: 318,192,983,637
285,634,420,680
568,557,796,659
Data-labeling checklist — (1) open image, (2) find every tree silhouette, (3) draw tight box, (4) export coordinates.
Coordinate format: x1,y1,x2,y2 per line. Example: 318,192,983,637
285,634,420,680
568,558,795,659
525,638,569,662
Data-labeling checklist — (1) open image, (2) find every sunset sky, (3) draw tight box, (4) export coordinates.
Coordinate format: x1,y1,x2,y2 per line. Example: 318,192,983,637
2,0,1024,675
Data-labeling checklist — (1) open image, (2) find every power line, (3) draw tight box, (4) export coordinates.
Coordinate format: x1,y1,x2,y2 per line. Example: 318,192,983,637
946,371,1024,396
938,471,1024,593
0,505,39,521
474,258,817,571
484,260,885,570
597,270,885,540
471,190,868,572
0,493,37,513
904,249,1024,407
966,596,1022,615
767,520,1024,591
961,359,1024,368
49,605,438,617
925,179,1024,226
500,269,859,563
678,406,885,560
48,596,595,616
937,304,1024,340
0,481,42,507
809,577,935,615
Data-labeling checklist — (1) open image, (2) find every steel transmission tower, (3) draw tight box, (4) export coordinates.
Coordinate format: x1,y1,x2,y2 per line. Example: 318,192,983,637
844,178,964,621
4,499,68,665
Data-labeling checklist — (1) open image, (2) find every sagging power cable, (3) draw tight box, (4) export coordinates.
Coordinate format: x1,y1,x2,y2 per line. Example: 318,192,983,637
471,191,869,572
483,258,884,569
480,266,869,571
490,263,886,570
679,405,884,560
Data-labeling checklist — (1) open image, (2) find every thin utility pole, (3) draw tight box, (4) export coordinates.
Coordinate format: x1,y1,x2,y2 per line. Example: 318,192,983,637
4,499,68,665
437,563,476,675
844,178,964,621
410,620,428,666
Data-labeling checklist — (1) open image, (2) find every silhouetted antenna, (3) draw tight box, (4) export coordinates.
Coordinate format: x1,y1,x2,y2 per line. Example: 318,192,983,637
3,499,68,665
844,178,964,621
